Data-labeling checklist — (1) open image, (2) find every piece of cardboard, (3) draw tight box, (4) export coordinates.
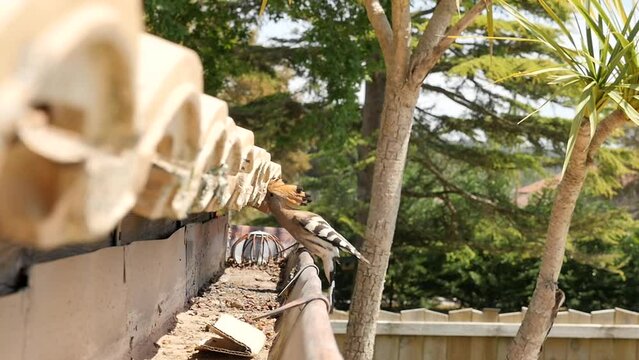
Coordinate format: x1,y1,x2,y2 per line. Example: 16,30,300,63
197,314,266,357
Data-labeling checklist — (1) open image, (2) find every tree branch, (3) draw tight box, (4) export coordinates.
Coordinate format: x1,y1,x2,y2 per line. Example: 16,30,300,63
410,0,489,87
391,0,412,79
411,7,436,19
422,83,500,118
403,189,462,198
437,0,490,51
363,0,394,66
419,155,511,211
586,110,628,164
467,77,536,113
411,0,457,66
441,193,462,242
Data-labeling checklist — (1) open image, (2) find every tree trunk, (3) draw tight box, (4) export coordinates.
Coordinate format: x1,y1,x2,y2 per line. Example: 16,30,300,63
507,111,628,359
344,82,419,360
347,2,485,358
355,72,386,247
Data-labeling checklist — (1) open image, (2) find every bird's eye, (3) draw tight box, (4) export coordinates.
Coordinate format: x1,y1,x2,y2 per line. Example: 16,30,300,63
269,193,274,197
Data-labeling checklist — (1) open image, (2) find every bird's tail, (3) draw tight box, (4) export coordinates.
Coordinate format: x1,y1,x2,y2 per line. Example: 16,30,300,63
338,241,370,265
267,178,312,208
352,249,370,265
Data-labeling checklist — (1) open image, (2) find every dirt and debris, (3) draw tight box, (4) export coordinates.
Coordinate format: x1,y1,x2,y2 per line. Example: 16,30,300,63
151,260,285,360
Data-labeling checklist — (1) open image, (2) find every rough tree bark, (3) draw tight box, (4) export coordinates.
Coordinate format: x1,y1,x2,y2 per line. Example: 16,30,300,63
345,1,489,359
345,85,419,359
355,72,385,247
507,110,628,359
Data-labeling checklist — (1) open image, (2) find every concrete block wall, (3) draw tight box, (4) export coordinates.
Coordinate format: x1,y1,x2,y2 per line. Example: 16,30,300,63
0,216,228,360
185,218,227,299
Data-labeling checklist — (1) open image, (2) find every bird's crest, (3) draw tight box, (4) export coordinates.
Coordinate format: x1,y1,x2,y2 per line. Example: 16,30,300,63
267,178,311,208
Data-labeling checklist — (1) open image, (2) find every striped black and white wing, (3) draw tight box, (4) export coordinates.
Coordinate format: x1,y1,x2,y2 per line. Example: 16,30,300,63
295,213,368,263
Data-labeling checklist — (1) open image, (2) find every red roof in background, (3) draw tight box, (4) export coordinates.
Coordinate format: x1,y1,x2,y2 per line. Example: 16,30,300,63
515,175,560,207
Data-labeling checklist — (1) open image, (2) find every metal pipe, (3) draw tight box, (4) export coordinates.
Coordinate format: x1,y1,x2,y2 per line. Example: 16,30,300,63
269,249,343,360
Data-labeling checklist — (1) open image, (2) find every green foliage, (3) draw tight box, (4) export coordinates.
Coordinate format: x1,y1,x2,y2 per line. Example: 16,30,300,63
266,0,376,101
586,146,639,197
365,186,639,312
448,56,562,100
321,0,639,311
562,234,639,310
500,0,639,173
146,0,639,312
144,0,258,94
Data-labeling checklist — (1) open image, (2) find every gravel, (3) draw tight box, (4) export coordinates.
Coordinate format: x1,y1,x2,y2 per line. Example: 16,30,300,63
150,260,284,360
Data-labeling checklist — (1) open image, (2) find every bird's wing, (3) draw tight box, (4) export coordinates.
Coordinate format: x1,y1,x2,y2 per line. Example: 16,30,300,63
294,213,368,263
296,214,345,247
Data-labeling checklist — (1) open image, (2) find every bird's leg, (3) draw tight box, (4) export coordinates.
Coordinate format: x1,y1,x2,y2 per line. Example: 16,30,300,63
327,278,335,313
277,245,312,298
281,242,301,256
323,258,336,313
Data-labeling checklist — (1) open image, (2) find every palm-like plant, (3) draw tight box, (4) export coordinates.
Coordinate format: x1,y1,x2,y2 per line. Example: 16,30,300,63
499,1,639,358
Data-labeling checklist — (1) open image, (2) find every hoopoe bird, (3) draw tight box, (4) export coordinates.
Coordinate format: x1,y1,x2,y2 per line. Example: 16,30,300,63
257,179,369,308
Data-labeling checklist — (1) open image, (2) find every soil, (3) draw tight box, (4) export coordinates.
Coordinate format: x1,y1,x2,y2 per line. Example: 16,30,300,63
150,260,284,360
